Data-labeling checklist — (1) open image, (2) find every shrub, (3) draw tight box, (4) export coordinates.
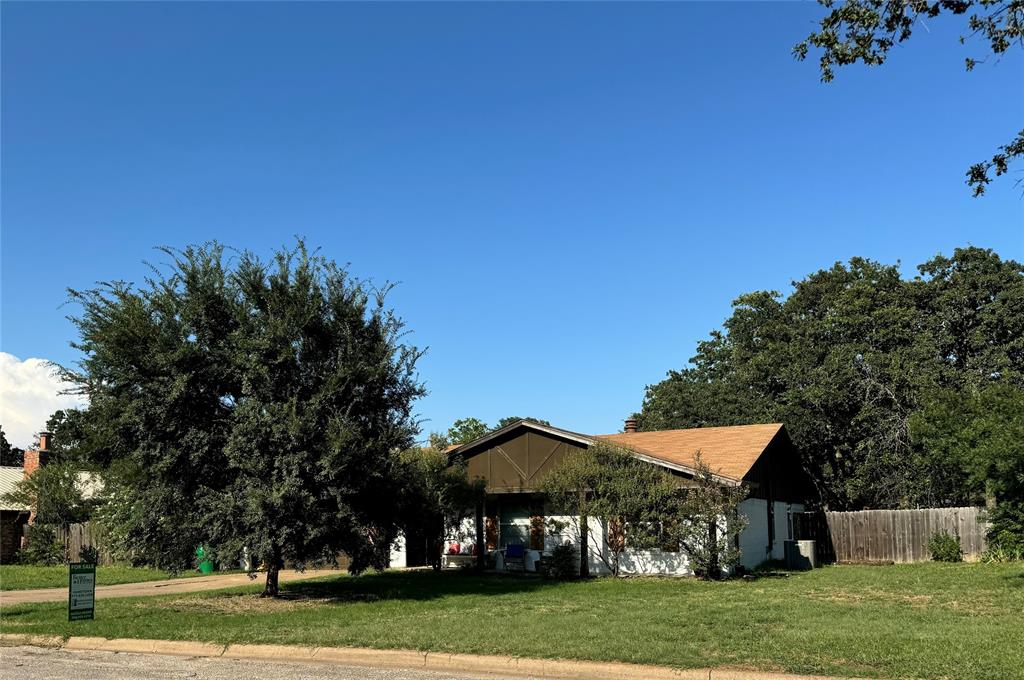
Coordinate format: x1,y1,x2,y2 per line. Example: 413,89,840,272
19,524,67,565
985,502,1024,554
928,530,963,562
79,544,100,564
541,543,578,580
980,544,1024,563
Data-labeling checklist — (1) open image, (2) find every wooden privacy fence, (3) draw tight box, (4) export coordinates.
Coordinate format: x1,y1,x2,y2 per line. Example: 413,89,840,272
794,507,989,564
54,522,114,565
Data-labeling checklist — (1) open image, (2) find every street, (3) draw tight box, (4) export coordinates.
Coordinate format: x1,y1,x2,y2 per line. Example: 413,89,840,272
0,646,522,680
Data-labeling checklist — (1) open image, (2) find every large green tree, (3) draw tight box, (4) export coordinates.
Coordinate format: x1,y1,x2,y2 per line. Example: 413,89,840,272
0,426,24,467
638,247,1023,510
62,241,424,595
795,0,1024,196
912,383,1024,549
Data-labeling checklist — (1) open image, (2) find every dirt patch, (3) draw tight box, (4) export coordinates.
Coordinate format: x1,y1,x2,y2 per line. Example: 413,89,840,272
151,592,353,615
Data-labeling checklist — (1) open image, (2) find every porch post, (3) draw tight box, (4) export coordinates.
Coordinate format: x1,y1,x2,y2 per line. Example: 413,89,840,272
475,500,485,571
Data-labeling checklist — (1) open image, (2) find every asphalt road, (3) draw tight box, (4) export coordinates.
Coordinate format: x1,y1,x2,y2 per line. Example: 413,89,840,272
0,646,522,680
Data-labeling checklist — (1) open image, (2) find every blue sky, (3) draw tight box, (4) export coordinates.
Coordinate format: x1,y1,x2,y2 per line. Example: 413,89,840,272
2,2,1022,445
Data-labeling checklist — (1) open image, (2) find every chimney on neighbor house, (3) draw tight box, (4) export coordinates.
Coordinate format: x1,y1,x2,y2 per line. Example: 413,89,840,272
23,431,52,479
624,418,638,434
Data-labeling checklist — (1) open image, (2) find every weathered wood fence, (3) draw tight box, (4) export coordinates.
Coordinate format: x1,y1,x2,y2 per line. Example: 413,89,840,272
794,507,988,564
55,522,114,565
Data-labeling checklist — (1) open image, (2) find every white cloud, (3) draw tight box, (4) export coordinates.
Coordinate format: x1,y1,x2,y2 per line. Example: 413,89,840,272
0,352,87,449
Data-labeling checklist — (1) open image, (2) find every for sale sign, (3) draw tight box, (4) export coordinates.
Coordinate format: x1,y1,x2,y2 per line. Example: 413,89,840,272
68,562,96,621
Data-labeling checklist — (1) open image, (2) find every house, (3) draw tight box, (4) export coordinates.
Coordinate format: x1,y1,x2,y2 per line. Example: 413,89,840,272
391,418,816,575
0,431,102,564
0,466,30,564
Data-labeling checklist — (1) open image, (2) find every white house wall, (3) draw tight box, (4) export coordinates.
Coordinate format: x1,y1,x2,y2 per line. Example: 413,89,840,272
739,498,770,570
418,500,807,575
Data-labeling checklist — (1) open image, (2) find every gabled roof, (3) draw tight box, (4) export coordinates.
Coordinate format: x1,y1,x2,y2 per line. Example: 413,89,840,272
0,466,29,511
0,466,103,510
595,423,785,482
450,420,786,483
448,419,593,458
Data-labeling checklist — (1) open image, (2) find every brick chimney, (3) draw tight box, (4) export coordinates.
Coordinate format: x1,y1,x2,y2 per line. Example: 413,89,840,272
23,431,52,479
624,418,638,434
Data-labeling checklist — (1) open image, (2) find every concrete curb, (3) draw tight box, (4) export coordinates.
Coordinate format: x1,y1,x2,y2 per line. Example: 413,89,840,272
0,633,852,679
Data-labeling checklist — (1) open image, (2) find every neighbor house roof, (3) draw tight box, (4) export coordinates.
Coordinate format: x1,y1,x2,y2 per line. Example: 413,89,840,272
450,420,786,483
0,466,103,510
0,466,29,511
594,423,785,482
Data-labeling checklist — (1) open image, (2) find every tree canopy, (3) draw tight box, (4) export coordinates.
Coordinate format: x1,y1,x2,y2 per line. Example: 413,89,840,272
0,426,23,467
429,416,552,449
795,0,1024,196
61,241,424,595
637,247,1023,512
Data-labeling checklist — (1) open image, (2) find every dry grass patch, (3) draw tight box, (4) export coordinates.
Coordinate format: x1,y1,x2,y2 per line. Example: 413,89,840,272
155,592,338,614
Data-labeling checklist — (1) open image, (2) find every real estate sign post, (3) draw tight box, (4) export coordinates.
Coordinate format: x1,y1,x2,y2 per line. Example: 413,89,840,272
68,562,96,621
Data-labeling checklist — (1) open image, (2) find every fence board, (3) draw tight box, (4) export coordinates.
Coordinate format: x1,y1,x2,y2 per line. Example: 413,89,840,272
795,507,988,564
54,522,114,565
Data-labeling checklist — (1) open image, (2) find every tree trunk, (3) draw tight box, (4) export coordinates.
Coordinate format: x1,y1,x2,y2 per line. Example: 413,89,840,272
262,545,281,597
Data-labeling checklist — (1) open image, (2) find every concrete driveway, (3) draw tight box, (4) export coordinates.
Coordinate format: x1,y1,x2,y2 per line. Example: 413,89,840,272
0,569,339,605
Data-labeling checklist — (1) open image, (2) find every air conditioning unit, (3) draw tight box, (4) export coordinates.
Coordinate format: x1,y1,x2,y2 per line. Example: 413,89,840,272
784,539,817,570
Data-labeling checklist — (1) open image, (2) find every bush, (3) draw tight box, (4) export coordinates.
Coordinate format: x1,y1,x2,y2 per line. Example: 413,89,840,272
79,544,100,564
980,544,1024,563
928,531,963,562
19,524,67,565
541,543,578,580
986,502,1024,554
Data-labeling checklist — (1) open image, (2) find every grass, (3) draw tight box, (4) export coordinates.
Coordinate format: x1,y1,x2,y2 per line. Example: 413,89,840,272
2,563,1022,679
0,565,230,591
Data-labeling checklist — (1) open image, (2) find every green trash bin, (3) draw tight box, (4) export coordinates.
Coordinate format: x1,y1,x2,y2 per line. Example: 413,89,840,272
196,545,215,574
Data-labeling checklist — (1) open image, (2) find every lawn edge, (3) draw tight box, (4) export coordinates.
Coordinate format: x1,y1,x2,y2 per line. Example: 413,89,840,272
0,633,860,680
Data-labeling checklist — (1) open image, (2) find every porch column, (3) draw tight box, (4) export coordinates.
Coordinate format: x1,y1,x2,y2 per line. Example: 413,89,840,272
475,500,484,571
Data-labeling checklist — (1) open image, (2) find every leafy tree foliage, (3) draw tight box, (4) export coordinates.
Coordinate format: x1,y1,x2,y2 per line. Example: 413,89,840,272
0,425,24,467
670,455,749,579
912,383,1024,549
540,442,680,577
61,241,424,595
794,0,1024,196
43,409,109,467
493,416,551,430
0,461,97,564
638,247,1023,511
396,446,485,569
445,418,491,447
429,416,552,449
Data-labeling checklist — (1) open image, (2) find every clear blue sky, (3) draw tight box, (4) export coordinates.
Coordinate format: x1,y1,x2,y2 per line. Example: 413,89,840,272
2,2,1022,440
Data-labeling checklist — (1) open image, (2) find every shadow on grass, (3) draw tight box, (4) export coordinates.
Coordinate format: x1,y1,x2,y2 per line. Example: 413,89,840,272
280,569,565,604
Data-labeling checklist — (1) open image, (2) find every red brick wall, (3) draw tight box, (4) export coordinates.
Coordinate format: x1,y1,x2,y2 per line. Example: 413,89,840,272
0,511,28,564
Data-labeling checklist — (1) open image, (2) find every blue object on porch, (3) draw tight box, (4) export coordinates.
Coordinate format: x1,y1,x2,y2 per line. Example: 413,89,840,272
504,543,526,571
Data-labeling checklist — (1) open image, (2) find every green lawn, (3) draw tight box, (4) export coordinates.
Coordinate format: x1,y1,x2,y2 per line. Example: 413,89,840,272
0,565,227,591
2,563,1021,679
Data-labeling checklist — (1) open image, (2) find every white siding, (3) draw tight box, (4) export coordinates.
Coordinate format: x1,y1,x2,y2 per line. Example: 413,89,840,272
739,498,770,570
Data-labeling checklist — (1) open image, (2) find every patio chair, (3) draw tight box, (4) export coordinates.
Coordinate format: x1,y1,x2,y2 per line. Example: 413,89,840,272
504,543,526,572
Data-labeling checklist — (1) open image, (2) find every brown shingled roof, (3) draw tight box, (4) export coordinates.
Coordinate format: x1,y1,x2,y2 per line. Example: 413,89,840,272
594,423,785,482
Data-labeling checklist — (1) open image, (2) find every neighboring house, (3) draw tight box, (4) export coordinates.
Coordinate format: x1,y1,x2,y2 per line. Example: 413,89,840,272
0,466,30,564
0,431,102,564
391,419,816,575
